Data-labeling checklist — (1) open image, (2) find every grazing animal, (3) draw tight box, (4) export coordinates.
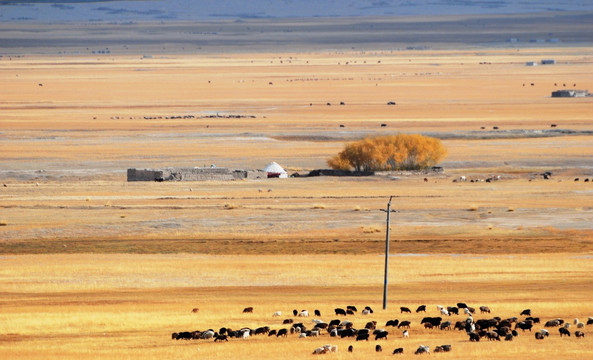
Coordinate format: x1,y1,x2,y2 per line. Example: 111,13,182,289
272,311,281,317
545,319,561,327
486,331,500,341
347,305,358,313
416,305,426,313
386,319,399,327
476,318,499,330
457,302,468,309
355,332,369,341
365,321,377,330
447,306,459,315
575,331,585,338
535,332,545,340
340,328,356,338
505,334,514,341
403,330,409,338
361,309,371,315
191,308,199,313
202,330,215,340
437,344,452,352
587,317,593,325
242,307,253,313
374,330,388,340
415,345,430,355
293,309,298,316
335,308,346,316
515,321,533,332
400,306,412,313
268,330,277,336
283,319,293,324
376,344,382,352
298,310,309,317
254,326,269,335
276,328,288,337
440,307,450,316
398,320,411,329
314,309,321,317
348,345,353,352
328,319,340,327
469,332,480,342
577,322,585,329
559,328,571,337
393,347,404,354
440,321,452,330
312,346,326,354
520,309,531,316
214,334,228,342
421,317,442,327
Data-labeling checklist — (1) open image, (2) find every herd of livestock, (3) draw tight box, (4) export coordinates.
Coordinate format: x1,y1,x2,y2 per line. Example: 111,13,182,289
172,303,592,355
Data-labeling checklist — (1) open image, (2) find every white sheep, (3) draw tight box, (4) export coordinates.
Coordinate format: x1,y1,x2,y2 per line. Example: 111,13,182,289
201,330,215,340
403,330,409,338
312,319,324,324
464,308,472,315
242,329,250,339
299,310,309,317
272,311,282,317
299,333,307,338
362,309,371,315
312,346,326,354
440,308,450,316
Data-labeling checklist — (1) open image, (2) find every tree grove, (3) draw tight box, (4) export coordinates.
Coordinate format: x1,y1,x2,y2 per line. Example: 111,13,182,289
327,134,446,172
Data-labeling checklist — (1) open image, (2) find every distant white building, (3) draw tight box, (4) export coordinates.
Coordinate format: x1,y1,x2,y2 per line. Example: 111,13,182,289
263,162,288,178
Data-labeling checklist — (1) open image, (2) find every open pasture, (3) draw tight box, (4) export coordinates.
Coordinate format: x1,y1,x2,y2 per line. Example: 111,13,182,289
1,14,593,359
1,254,592,359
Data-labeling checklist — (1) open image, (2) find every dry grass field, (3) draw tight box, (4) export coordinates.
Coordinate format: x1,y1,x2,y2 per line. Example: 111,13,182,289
1,254,593,359
1,15,593,359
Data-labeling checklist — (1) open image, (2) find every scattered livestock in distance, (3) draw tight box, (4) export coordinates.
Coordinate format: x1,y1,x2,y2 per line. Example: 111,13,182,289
172,305,592,356
105,113,257,121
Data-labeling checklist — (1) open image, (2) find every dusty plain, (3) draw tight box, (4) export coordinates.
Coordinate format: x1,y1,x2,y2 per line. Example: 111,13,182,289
1,13,593,359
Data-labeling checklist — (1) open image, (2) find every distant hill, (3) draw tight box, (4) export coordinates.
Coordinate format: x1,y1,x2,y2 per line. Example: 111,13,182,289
2,0,593,22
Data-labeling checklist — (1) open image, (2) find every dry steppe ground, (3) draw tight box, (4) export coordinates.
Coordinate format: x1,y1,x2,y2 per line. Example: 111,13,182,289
1,17,593,358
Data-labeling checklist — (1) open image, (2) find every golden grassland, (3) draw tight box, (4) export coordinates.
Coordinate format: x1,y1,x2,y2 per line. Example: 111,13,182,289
1,174,593,254
1,254,593,359
1,35,593,359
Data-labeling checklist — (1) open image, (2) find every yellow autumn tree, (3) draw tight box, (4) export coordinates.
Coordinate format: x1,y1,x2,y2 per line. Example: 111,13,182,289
327,134,446,172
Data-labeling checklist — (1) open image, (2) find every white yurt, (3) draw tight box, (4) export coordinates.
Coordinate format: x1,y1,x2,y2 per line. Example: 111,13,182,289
263,162,288,178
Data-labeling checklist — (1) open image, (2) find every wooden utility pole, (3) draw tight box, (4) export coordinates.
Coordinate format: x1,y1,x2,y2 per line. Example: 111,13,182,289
381,195,396,310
